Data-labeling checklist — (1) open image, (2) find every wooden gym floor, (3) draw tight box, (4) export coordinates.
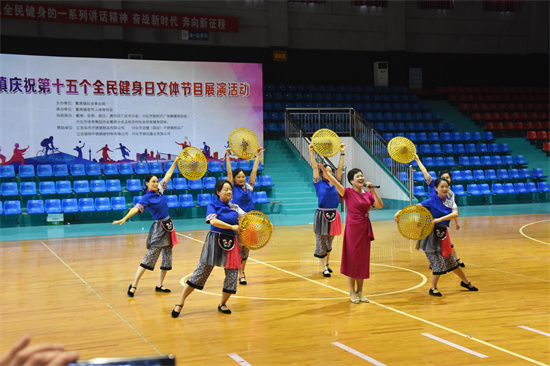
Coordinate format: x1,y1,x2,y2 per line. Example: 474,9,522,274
1,213,549,366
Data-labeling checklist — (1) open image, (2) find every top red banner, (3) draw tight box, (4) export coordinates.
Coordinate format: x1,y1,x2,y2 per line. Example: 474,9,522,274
0,2,238,33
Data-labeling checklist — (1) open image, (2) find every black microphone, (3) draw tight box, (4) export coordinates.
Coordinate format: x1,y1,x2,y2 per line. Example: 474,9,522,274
364,183,380,189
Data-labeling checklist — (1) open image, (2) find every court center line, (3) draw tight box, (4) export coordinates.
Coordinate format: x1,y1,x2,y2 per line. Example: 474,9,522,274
40,241,162,355
518,326,550,337
227,353,253,366
332,342,387,366
178,234,548,366
422,333,489,358
519,219,550,245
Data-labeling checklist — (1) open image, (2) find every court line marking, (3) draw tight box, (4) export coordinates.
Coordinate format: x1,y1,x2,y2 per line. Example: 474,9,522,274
518,326,550,337
228,353,253,366
177,234,548,366
422,333,489,358
519,219,550,245
332,342,387,366
40,241,162,355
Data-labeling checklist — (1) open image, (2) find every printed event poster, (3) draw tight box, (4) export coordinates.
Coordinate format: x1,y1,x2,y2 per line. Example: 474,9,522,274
0,53,263,168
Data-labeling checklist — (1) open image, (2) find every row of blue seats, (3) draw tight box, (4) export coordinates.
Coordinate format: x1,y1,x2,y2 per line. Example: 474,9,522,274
417,154,529,168
414,168,547,183
412,143,509,155
264,92,420,104
0,176,276,196
381,130,493,142
0,160,262,179
0,192,272,215
264,84,409,94
414,182,550,197
266,101,426,112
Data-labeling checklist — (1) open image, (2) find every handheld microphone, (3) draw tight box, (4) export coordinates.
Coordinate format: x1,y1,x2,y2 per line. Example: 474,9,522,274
364,183,380,189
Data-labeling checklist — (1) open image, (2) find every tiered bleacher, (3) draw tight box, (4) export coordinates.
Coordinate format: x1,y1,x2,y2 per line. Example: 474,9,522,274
0,161,274,220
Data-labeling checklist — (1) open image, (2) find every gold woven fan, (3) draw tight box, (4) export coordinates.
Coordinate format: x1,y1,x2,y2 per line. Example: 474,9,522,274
238,210,272,250
229,128,259,159
397,204,434,240
387,136,416,164
311,129,341,157
177,147,207,180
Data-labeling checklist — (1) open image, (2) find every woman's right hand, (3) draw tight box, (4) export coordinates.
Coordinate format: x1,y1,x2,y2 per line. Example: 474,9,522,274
309,143,314,152
112,218,126,225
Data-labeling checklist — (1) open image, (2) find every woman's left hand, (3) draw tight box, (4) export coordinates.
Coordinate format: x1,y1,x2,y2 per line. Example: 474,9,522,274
365,182,375,192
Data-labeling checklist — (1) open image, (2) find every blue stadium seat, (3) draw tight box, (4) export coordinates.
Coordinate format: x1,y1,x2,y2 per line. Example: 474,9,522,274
419,144,431,154
525,182,539,193
172,178,189,191
458,156,470,167
491,155,503,166
514,183,528,194
454,185,467,196
514,155,529,166
484,131,495,141
451,132,462,142
164,195,179,208
4,200,22,215
450,170,463,182
532,168,548,178
422,157,434,167
473,170,486,181
208,161,224,173
454,144,466,154
479,184,492,195
86,163,102,176
440,132,452,142
498,143,511,153
497,169,510,180
126,179,142,192
78,198,95,212
53,164,69,177
417,132,428,142
188,179,204,190
90,180,107,193
0,165,15,178
27,199,45,214
197,193,212,207
179,194,195,207
20,182,37,196
258,175,274,187
431,144,442,154
45,199,62,214
518,168,532,179
487,143,499,153
237,160,252,171
111,196,128,211
103,164,119,176
508,169,521,180
442,144,454,154
537,182,550,193
470,156,482,166
70,164,86,177
253,191,271,203
433,157,445,167
502,155,514,166
485,169,497,180
461,170,474,181
413,171,425,182
467,184,482,196
18,164,35,178
503,183,516,194
414,186,428,197
118,163,134,175
480,156,492,166
55,181,72,195
471,132,483,142
406,133,417,142
73,180,90,194
62,198,79,213
444,157,456,167
149,162,164,174
465,143,477,154
39,181,56,195
1,182,18,196
95,197,111,211
106,179,122,192
477,143,488,153
428,132,440,142
37,164,53,177
492,183,505,195
203,177,216,190
132,196,142,206
134,162,149,175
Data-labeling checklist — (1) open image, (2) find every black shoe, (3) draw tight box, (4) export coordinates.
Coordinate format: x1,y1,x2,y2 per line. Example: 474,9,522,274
155,286,171,293
323,269,331,277
239,273,247,285
457,259,466,268
326,265,333,273
460,281,478,291
429,288,442,297
127,284,136,297
218,304,231,314
171,304,183,318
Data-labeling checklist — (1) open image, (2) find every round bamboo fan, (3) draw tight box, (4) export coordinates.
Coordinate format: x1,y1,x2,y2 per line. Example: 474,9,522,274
311,129,341,157
397,204,434,240
238,210,272,250
177,147,207,180
229,128,259,159
387,136,416,164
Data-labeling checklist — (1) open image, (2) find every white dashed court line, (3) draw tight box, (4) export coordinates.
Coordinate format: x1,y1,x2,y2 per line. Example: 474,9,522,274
518,326,550,337
422,333,489,358
332,342,388,366
228,353,253,366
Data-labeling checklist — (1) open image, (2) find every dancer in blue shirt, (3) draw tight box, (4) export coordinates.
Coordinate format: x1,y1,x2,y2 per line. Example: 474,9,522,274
171,179,245,317
113,156,182,298
225,146,264,285
309,142,345,277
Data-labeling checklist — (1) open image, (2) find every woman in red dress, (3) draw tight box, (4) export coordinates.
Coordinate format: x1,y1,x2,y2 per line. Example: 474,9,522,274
318,165,383,304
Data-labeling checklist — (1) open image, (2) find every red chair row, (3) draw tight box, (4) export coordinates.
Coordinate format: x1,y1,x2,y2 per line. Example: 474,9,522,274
460,103,549,112
543,143,550,156
450,94,548,103
527,130,549,142
485,122,550,131
473,112,549,122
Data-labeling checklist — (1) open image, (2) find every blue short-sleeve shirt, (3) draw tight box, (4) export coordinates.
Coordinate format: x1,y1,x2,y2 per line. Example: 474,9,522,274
419,194,457,226
231,182,255,213
206,199,245,235
313,177,340,209
136,180,169,220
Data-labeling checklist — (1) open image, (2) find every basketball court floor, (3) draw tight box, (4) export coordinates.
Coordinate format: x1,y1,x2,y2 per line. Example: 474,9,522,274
1,203,549,366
